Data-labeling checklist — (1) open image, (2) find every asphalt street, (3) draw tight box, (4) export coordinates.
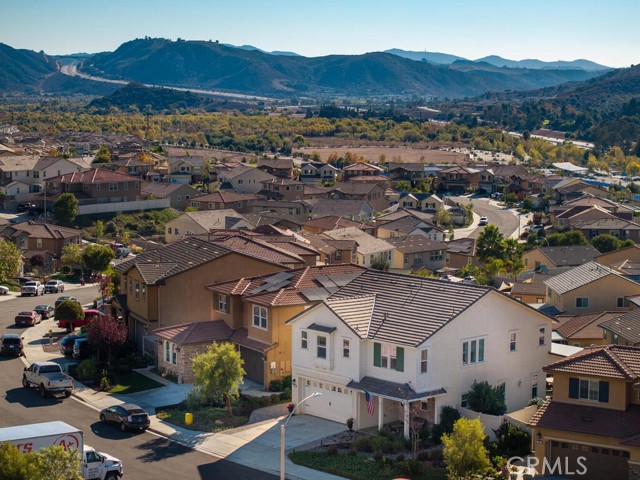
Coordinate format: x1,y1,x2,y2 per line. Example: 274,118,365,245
0,287,277,479
452,196,521,239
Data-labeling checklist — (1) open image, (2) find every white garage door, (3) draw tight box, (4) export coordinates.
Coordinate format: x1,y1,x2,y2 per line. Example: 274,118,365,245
302,381,353,423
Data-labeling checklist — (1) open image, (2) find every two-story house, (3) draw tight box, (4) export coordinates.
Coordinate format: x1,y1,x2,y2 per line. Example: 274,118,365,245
554,312,618,347
44,168,141,206
524,245,601,271
141,182,201,210
322,227,394,268
387,236,447,273
167,156,205,183
190,191,257,213
287,269,553,437
217,166,276,194
388,162,428,185
342,162,385,181
256,157,294,178
436,165,480,193
300,232,358,265
530,345,640,480
164,210,253,243
259,178,307,201
396,192,444,212
299,161,340,184
328,182,388,212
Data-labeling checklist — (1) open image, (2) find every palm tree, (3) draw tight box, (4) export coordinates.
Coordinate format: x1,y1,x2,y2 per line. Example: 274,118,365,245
476,224,505,261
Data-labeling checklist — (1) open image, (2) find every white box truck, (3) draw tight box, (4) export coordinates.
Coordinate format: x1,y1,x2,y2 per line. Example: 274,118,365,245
0,421,123,479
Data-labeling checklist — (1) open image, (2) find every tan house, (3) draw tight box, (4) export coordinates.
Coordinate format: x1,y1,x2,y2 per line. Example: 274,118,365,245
596,245,640,268
217,166,276,194
164,210,253,243
446,238,481,270
302,215,368,235
510,281,547,305
113,237,289,354
0,221,82,257
190,191,257,213
342,162,385,181
328,182,388,212
299,232,357,265
599,309,640,346
387,236,447,272
206,264,366,387
140,182,201,210
553,312,618,347
259,178,306,201
523,245,601,270
530,345,640,480
544,262,640,315
322,227,394,268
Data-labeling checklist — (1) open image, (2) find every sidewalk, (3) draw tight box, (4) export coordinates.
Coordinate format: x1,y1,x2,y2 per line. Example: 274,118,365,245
0,281,97,303
21,319,346,479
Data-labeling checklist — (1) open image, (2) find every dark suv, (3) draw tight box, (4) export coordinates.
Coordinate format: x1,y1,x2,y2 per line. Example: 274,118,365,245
1,334,24,356
99,403,150,431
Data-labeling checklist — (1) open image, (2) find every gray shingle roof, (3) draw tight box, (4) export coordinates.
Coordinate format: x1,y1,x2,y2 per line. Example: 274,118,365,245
327,270,490,347
347,376,446,401
537,245,601,267
599,310,640,344
325,295,375,338
544,261,632,295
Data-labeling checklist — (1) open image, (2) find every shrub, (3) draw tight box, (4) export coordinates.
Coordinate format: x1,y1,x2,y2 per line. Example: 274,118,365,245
401,459,421,475
268,379,283,392
283,375,292,389
326,445,338,456
466,381,507,415
348,446,357,456
396,453,405,462
76,359,98,381
493,422,531,457
372,450,383,462
353,436,373,452
371,435,393,453
432,406,461,444
429,446,444,461
281,387,292,401
416,450,430,461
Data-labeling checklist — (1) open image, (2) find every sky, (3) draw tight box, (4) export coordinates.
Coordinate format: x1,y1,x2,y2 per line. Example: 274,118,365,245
3,0,639,68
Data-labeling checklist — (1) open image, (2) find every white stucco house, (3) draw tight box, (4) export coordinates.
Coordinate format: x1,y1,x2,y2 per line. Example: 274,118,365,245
287,269,553,438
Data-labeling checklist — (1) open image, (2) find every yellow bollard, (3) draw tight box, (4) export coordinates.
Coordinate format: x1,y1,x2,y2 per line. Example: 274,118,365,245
185,412,193,426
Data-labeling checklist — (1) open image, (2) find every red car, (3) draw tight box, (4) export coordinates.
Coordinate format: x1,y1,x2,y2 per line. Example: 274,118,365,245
14,311,42,327
58,309,105,332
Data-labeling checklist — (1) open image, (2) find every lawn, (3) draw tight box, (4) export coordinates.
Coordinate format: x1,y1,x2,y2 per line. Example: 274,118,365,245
108,371,164,395
289,451,447,480
156,404,249,432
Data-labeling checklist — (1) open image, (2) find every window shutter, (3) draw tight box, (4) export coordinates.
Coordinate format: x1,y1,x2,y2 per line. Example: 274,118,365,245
396,347,404,372
373,342,381,367
569,377,579,399
599,381,609,403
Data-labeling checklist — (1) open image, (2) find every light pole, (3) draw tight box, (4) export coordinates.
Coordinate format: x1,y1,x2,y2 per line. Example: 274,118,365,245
280,391,321,480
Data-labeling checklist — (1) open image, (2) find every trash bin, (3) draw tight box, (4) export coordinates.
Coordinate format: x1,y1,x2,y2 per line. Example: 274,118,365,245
185,412,193,425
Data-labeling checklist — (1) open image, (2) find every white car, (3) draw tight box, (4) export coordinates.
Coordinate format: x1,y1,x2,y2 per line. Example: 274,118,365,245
478,216,488,226
0,285,9,295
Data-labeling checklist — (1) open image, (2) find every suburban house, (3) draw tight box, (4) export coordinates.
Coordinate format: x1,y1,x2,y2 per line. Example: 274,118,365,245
530,345,640,480
553,312,618,347
44,168,141,205
599,309,640,346
113,236,290,355
305,198,375,221
299,161,340,183
189,191,257,213
0,221,82,257
287,269,553,437
342,162,385,181
446,238,480,270
217,166,276,194
167,156,205,183
508,273,558,305
248,200,313,220
573,217,640,242
375,214,445,242
164,210,253,243
302,215,368,235
388,162,429,185
396,192,444,212
436,165,479,193
552,178,609,203
205,264,366,387
300,232,357,265
596,244,640,268
327,182,389,212
544,262,640,315
387,236,447,273
322,227,394,268
259,178,307,201
100,157,154,177
523,245,601,270
141,182,201,210
256,157,294,178
0,179,31,209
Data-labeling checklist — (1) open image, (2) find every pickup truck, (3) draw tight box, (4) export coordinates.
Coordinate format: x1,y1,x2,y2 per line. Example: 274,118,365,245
22,361,74,398
0,421,123,480
21,281,44,296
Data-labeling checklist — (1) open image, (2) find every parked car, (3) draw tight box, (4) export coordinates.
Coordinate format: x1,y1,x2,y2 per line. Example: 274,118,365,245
529,224,545,234
55,295,79,308
15,311,42,327
17,202,36,212
73,338,91,360
21,281,44,296
115,248,131,259
34,304,55,319
478,216,489,226
44,280,65,293
100,404,150,432
0,285,9,295
1,333,24,356
60,333,87,356
22,362,74,398
58,308,104,332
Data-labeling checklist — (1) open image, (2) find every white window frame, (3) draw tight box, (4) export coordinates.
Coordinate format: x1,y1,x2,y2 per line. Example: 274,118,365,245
252,305,268,330
462,337,485,365
165,340,171,363
217,294,229,313
301,330,308,349
171,343,177,365
109,182,118,191
539,326,546,346
317,335,327,359
420,349,428,374
509,330,517,352
342,338,350,358
381,344,397,369
579,379,599,401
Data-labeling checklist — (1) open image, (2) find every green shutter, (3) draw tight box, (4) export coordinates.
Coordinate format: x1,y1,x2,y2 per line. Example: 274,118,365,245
373,342,381,367
599,381,609,403
569,377,579,399
396,347,404,372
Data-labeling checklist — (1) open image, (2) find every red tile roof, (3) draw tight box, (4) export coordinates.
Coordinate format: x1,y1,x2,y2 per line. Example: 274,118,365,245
555,312,618,340
544,344,640,380
45,168,139,184
153,320,233,345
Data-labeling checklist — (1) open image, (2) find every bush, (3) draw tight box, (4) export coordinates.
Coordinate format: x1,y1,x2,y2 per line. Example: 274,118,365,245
348,446,357,456
429,446,444,461
432,406,461,444
372,450,383,462
466,381,507,415
76,359,98,381
353,436,373,452
268,379,283,392
371,435,394,453
493,422,531,457
401,459,421,475
396,453,405,462
326,445,338,456
270,394,280,404
280,387,292,401
416,449,430,461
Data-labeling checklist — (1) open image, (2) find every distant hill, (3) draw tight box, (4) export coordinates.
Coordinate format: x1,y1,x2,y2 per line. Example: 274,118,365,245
475,55,610,72
383,48,466,65
80,38,604,98
0,42,57,91
87,82,203,111
223,44,301,57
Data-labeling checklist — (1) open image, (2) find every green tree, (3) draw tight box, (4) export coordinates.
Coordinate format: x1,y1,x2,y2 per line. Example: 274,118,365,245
82,244,115,273
466,380,507,415
0,441,37,479
33,445,82,480
192,342,245,416
52,193,78,226
546,231,587,246
433,207,452,227
94,220,105,241
476,224,505,261
55,300,84,330
93,145,112,163
61,244,83,272
591,234,622,253
0,239,22,282
442,417,491,478
396,181,411,191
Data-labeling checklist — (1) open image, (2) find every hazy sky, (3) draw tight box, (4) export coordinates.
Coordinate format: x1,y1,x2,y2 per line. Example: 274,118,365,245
3,0,639,67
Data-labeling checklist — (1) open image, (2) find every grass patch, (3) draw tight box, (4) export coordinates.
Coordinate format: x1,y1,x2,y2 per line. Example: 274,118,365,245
108,371,164,394
156,404,249,432
1,279,22,292
289,451,447,480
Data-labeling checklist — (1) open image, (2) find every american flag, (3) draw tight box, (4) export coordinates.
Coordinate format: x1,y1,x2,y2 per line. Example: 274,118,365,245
364,390,375,416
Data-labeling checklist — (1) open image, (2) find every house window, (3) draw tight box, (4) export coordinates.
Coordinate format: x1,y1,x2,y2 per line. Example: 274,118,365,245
580,379,600,401
135,182,140,189
83,183,90,191
617,297,629,308
238,179,244,184
129,278,133,294
36,238,42,248
343,339,350,358
420,349,428,373
217,294,229,313
96,184,101,191
509,331,517,352
539,327,546,346
531,374,538,399
167,227,172,234
301,331,308,349
109,182,118,191
135,281,140,300
415,252,423,264
430,250,443,261
165,341,170,363
461,393,468,408
171,343,177,365
373,342,404,372
174,228,180,235
576,297,589,308
142,285,146,300
462,337,485,365
177,195,182,201
317,336,327,359
569,377,609,402
252,305,268,329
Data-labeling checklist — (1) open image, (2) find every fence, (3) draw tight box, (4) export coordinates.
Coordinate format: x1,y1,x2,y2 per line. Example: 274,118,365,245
77,198,170,215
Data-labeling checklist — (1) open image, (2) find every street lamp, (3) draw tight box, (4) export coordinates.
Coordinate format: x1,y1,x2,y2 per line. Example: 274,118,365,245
538,237,550,247
280,391,321,480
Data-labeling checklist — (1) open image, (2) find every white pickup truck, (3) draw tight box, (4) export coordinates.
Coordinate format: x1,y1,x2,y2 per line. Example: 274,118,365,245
0,421,123,480
22,361,74,398
21,280,44,296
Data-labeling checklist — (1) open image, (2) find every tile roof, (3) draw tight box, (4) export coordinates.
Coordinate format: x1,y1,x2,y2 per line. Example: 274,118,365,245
303,215,366,231
599,310,640,344
1,221,81,239
300,232,356,255
378,216,437,235
197,233,304,266
530,399,640,443
177,209,251,231
255,236,320,256
190,191,258,203
323,227,393,255
446,238,476,256
325,269,492,347
330,182,382,195
347,376,446,401
536,245,601,267
544,262,633,295
141,182,194,197
509,281,546,297
325,295,375,338
543,344,640,380
343,163,384,172
230,328,276,353
375,208,436,225
388,162,425,172
305,198,372,217
574,217,640,230
153,320,234,345
114,237,232,283
256,157,294,170
387,235,447,254
555,312,618,340
45,168,138,184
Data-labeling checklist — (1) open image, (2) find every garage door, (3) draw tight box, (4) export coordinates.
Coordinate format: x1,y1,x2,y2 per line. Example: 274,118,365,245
301,381,353,423
240,347,264,384
548,440,629,480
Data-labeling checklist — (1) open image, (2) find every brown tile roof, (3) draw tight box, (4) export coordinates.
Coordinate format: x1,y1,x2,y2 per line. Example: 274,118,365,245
555,312,618,340
153,320,233,345
599,310,640,345
230,328,276,353
300,232,356,256
536,245,601,267
330,182,381,195
2,221,81,239
141,182,195,197
45,168,139,184
191,191,258,203
303,215,366,231
543,345,640,380
530,399,640,443
254,237,320,257
198,234,304,266
510,282,546,297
